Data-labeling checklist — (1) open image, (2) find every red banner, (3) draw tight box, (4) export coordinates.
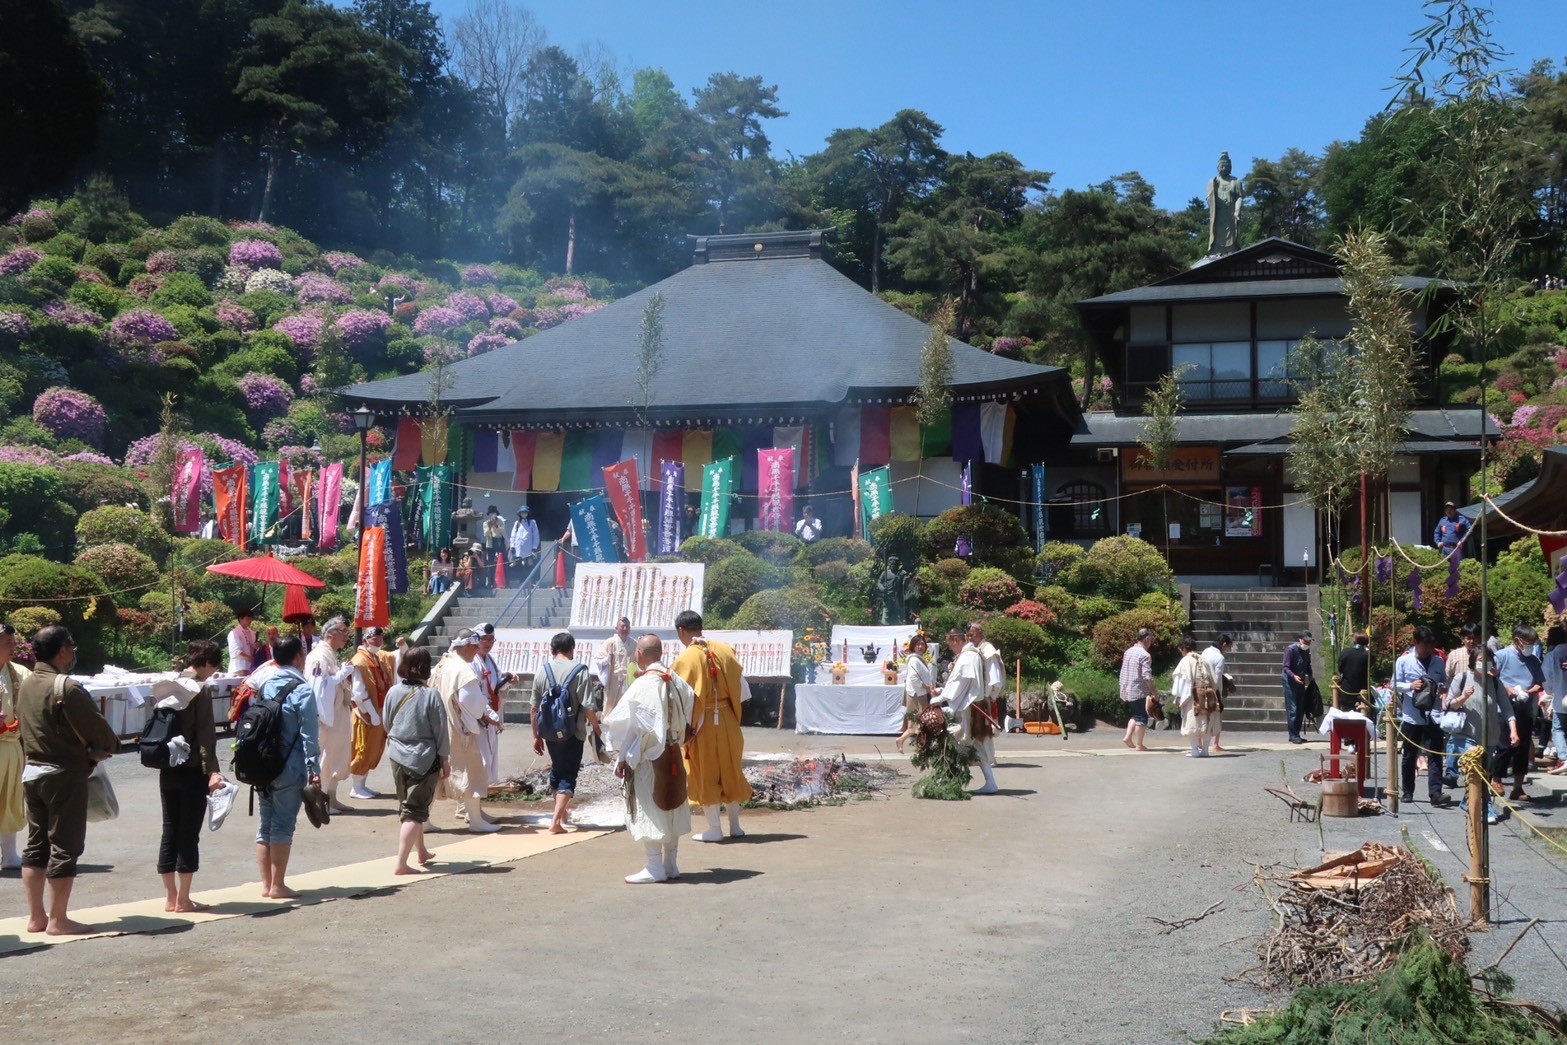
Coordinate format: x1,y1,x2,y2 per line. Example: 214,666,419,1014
278,459,293,520
212,464,248,548
392,418,422,471
172,447,204,535
318,462,343,552
758,447,795,533
354,525,390,628
602,458,646,562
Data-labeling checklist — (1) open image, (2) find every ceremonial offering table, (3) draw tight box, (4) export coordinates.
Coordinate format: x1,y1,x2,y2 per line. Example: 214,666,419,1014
793,684,905,735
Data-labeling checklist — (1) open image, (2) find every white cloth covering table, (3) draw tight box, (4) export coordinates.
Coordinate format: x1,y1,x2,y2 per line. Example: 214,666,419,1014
793,684,905,735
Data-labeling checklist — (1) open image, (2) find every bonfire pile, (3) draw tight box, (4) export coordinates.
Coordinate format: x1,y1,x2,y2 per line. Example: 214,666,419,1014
744,756,897,808
1239,844,1470,990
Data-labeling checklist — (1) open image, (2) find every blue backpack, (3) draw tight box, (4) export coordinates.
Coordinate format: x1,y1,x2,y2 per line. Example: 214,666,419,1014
536,662,584,741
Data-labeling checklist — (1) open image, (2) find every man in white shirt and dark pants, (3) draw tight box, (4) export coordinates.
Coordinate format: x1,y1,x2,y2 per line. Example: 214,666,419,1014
1200,634,1232,753
227,609,257,675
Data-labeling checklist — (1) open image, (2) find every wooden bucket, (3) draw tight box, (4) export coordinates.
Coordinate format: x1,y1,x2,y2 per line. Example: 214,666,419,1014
1320,778,1360,818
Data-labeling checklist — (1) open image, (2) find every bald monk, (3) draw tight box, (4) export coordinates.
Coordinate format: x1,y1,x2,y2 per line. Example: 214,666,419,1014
671,610,751,841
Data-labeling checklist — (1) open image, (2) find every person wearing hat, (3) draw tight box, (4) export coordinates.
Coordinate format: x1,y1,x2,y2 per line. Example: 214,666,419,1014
472,623,512,785
433,629,500,833
1281,631,1315,744
508,506,540,582
347,627,396,800
482,505,506,560
306,617,357,812
1433,501,1472,560
227,609,258,675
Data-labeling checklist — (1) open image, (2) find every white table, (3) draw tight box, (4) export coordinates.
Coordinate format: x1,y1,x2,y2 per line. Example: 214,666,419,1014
794,684,906,735
83,675,242,739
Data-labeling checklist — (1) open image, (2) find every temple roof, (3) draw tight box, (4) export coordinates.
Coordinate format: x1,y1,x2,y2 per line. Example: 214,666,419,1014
343,231,1073,428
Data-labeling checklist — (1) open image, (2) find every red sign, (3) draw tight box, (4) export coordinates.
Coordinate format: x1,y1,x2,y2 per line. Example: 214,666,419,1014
172,448,204,535
212,465,248,548
355,525,390,628
758,447,795,532
603,459,646,562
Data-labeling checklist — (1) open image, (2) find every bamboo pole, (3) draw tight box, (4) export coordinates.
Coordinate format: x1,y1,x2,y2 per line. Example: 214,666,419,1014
1015,658,1022,722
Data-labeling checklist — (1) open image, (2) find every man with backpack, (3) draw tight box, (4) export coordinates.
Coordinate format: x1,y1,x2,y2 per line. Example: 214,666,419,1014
240,636,320,899
530,631,603,835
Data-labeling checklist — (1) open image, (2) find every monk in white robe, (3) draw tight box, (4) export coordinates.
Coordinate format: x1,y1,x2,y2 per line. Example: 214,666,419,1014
672,610,751,841
932,628,999,794
434,631,498,833
603,635,694,883
306,617,356,811
595,618,634,715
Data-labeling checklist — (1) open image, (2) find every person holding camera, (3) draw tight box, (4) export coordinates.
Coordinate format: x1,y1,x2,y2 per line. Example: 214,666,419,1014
1395,626,1451,807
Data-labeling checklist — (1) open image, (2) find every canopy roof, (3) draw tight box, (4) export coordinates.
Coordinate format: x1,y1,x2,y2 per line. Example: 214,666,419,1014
1460,446,1567,537
344,231,1074,429
1070,406,1497,449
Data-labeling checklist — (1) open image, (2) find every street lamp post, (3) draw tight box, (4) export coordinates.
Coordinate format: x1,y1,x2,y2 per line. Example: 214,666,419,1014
352,406,374,644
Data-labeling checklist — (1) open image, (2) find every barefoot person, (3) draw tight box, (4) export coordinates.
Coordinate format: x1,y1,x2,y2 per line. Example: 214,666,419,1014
17,626,119,935
254,637,320,900
0,622,31,870
672,611,752,840
383,648,448,875
435,630,500,834
157,640,228,912
1119,629,1156,752
530,632,602,834
602,634,694,883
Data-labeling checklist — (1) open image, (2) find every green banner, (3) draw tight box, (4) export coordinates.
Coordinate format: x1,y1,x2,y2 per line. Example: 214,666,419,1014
698,458,733,539
420,463,454,550
858,465,893,536
249,462,280,547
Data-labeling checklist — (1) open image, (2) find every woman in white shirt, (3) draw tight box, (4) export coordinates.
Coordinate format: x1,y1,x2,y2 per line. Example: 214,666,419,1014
896,634,936,753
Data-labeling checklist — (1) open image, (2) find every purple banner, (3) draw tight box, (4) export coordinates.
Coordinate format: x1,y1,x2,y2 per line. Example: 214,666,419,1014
658,460,685,555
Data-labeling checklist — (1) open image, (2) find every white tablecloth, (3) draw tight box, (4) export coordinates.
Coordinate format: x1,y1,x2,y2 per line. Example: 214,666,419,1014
84,676,242,738
794,684,906,735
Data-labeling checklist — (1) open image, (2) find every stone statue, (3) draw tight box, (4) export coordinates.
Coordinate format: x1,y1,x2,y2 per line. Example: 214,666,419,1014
875,556,920,625
1207,152,1244,256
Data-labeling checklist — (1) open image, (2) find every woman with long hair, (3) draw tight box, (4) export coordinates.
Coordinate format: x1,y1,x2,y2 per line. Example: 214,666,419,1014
896,634,936,754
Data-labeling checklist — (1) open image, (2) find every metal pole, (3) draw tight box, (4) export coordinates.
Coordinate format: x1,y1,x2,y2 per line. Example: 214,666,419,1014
1471,317,1492,927
356,427,367,646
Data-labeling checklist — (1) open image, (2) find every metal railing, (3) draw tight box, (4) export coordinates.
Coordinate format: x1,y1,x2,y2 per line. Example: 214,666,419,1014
494,542,568,627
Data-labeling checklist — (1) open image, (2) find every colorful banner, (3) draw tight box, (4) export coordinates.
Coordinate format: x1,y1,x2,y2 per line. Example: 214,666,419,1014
249,462,280,547
419,416,448,466
317,462,343,551
299,469,315,543
890,407,921,462
698,458,733,539
1031,464,1048,553
682,429,713,475
213,464,248,549
533,431,564,491
354,525,390,628
473,430,498,472
561,432,595,491
657,460,685,555
509,430,536,491
368,459,393,506
392,418,422,471
364,498,409,595
278,459,293,521
603,459,647,562
758,447,795,533
860,406,892,466
858,465,893,535
421,464,453,551
961,460,973,506
570,493,621,564
172,447,204,535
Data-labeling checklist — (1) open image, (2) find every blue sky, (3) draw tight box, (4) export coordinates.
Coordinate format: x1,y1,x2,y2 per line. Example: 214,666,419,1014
421,0,1565,207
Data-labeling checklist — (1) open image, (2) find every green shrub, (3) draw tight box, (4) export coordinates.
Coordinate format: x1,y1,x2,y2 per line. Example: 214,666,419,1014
867,513,923,569
76,505,167,557
0,554,115,644
917,604,970,644
67,279,128,317
799,536,874,566
0,464,76,556
28,255,78,287
1067,536,1174,601
1035,584,1083,631
8,606,62,640
75,543,160,595
81,243,130,282
58,462,149,514
165,215,231,249
39,232,86,260
240,291,294,328
150,271,212,308
1487,557,1553,635
1056,664,1126,726
921,503,1028,570
732,529,804,566
1036,541,1086,585
678,536,746,566
978,615,1052,672
1089,608,1184,671
958,566,1024,612
728,584,831,636
214,338,298,383
704,553,790,620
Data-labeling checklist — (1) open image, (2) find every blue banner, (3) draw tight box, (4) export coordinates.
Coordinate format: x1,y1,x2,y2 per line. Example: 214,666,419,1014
249,461,280,547
658,460,685,555
364,498,409,595
368,459,393,507
571,493,621,563
961,460,973,507
1032,464,1048,553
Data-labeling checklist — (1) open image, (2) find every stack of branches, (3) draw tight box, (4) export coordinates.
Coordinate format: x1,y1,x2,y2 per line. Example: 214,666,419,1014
1236,844,1469,990
744,756,898,809
910,705,979,801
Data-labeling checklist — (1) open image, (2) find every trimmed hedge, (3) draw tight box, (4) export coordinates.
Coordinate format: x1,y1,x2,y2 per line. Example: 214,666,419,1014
76,505,167,558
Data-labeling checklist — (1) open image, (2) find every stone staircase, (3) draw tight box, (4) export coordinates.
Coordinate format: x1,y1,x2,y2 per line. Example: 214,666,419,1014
422,585,575,721
1188,587,1314,732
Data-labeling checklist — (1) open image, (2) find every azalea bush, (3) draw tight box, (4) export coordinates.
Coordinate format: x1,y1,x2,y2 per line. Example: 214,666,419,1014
76,505,167,557
75,542,161,594
33,387,108,447
229,239,283,269
237,372,293,420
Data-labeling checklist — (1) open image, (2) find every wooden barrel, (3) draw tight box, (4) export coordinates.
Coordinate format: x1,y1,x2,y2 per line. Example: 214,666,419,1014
1321,778,1359,818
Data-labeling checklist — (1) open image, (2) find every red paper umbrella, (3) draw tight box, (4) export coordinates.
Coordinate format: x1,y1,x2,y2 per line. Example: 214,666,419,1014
205,553,326,588
282,584,314,624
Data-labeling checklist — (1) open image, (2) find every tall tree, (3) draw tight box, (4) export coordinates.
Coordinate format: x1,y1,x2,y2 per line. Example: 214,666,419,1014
451,0,544,137
1246,147,1325,245
812,110,945,291
1,0,104,215
690,72,786,232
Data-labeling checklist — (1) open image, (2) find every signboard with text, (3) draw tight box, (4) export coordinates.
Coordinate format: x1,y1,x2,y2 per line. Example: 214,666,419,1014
1120,446,1221,484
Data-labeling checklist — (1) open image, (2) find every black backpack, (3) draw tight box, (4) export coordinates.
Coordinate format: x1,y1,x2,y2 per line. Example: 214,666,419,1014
536,662,584,741
231,677,305,792
138,706,183,769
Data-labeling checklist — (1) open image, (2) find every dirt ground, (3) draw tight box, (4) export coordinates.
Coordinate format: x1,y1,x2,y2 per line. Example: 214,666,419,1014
3,726,1565,1044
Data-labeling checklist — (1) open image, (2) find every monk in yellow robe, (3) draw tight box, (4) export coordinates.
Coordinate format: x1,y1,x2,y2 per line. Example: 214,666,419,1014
672,610,751,841
348,627,396,799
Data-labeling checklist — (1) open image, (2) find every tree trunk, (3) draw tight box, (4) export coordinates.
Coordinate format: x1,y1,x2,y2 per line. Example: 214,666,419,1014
565,206,576,275
258,148,280,224
870,221,882,293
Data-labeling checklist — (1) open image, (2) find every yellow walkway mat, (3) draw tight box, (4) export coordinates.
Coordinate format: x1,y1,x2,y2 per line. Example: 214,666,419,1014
0,827,607,956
